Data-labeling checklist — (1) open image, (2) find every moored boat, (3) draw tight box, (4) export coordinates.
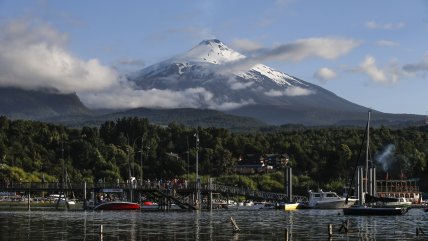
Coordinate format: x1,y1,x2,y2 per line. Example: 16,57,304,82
343,111,409,216
236,201,275,210
343,205,409,216
94,201,140,210
283,203,299,211
307,190,356,209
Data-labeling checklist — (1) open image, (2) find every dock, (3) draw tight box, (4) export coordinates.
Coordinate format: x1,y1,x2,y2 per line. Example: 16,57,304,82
0,180,298,211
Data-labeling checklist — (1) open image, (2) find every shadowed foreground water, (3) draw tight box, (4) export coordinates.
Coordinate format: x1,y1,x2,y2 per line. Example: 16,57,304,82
0,208,427,240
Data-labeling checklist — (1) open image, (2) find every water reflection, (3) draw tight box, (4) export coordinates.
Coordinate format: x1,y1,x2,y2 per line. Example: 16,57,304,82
0,208,426,240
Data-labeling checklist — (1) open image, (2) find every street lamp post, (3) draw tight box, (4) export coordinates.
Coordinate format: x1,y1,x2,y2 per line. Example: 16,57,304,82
127,135,146,182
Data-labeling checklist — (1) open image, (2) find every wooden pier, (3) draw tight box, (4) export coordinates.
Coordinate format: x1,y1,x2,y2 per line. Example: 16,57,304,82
0,181,298,211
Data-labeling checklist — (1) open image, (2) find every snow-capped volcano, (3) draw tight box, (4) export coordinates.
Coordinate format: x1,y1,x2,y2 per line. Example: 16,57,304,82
177,39,245,64
128,39,370,125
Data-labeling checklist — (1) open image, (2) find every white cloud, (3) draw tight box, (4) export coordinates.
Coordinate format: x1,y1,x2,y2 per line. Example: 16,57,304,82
79,85,253,111
264,89,284,97
376,40,399,47
359,56,387,83
0,19,119,93
284,86,314,96
313,67,337,82
227,77,254,90
356,56,405,85
217,37,360,75
264,86,314,97
0,19,255,111
366,21,405,30
230,38,263,52
259,37,360,62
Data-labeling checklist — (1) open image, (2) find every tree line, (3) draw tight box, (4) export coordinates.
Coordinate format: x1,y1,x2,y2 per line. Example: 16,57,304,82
0,116,427,193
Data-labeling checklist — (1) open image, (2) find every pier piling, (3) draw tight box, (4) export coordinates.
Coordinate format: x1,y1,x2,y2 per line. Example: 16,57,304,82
338,220,349,233
328,224,333,237
99,225,103,241
230,217,240,233
284,228,289,241
416,227,425,236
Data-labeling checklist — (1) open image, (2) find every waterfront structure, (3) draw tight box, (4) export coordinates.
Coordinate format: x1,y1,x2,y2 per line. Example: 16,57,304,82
376,179,422,204
234,153,289,174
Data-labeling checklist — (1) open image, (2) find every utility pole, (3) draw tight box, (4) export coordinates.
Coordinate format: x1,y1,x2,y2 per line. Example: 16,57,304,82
365,110,371,194
187,136,190,182
195,133,200,208
139,137,143,185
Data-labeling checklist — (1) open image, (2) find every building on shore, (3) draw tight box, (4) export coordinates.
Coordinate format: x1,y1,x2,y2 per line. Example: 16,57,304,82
376,179,422,204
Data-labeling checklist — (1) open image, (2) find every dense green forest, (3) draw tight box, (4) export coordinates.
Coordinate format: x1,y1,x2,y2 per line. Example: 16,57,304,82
0,116,427,194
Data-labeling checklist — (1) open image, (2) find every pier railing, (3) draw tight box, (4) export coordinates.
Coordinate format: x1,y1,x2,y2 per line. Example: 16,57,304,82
0,181,299,202
1,179,410,199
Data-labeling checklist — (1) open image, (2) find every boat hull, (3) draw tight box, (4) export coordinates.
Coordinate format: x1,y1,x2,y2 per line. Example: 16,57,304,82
283,203,299,211
310,200,355,209
94,201,140,210
343,206,408,216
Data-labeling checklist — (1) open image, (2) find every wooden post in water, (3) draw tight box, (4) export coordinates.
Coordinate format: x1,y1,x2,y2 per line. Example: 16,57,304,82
99,225,103,241
357,166,364,205
230,217,240,232
328,224,333,237
339,220,349,233
284,228,289,241
417,227,425,236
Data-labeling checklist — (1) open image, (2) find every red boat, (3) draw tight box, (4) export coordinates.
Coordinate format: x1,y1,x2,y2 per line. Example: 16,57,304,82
94,201,141,210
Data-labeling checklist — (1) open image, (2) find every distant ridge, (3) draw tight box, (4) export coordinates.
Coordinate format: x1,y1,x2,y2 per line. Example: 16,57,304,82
97,107,266,129
0,87,92,120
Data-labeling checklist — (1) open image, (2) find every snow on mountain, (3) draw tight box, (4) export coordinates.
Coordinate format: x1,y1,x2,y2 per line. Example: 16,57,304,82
127,39,372,125
131,39,309,93
176,39,245,64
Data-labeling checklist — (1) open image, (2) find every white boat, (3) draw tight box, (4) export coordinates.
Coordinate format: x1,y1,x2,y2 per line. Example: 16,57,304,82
381,197,412,207
236,201,275,210
308,190,356,209
48,194,76,205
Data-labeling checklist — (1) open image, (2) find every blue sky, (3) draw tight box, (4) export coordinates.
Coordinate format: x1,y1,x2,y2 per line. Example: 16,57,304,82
1,0,428,115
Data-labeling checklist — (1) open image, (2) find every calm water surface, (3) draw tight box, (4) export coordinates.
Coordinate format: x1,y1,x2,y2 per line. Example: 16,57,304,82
0,208,427,240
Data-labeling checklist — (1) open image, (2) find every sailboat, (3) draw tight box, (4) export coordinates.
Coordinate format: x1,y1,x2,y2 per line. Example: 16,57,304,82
343,111,409,216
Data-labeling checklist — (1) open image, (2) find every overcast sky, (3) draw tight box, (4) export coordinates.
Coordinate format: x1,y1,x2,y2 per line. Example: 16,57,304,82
1,0,428,115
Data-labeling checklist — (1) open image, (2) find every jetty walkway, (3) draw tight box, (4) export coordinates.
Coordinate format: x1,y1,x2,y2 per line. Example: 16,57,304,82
0,181,304,210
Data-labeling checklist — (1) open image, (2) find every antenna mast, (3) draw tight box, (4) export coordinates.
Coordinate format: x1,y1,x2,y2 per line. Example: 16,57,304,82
365,110,371,194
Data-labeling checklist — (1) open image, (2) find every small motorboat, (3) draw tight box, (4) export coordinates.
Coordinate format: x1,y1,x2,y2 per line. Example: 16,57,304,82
94,201,140,211
343,205,409,216
307,190,356,209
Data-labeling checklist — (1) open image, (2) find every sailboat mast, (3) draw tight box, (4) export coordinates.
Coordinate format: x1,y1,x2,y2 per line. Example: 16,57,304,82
365,110,371,194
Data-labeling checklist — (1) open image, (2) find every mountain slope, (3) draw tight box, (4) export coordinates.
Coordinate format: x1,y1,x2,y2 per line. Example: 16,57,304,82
128,39,420,125
0,87,92,120
98,107,266,129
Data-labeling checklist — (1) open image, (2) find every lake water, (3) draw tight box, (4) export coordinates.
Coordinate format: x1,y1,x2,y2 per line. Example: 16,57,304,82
0,208,427,240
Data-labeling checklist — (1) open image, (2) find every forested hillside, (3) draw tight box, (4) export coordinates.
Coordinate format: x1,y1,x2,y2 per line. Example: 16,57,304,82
0,116,427,193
